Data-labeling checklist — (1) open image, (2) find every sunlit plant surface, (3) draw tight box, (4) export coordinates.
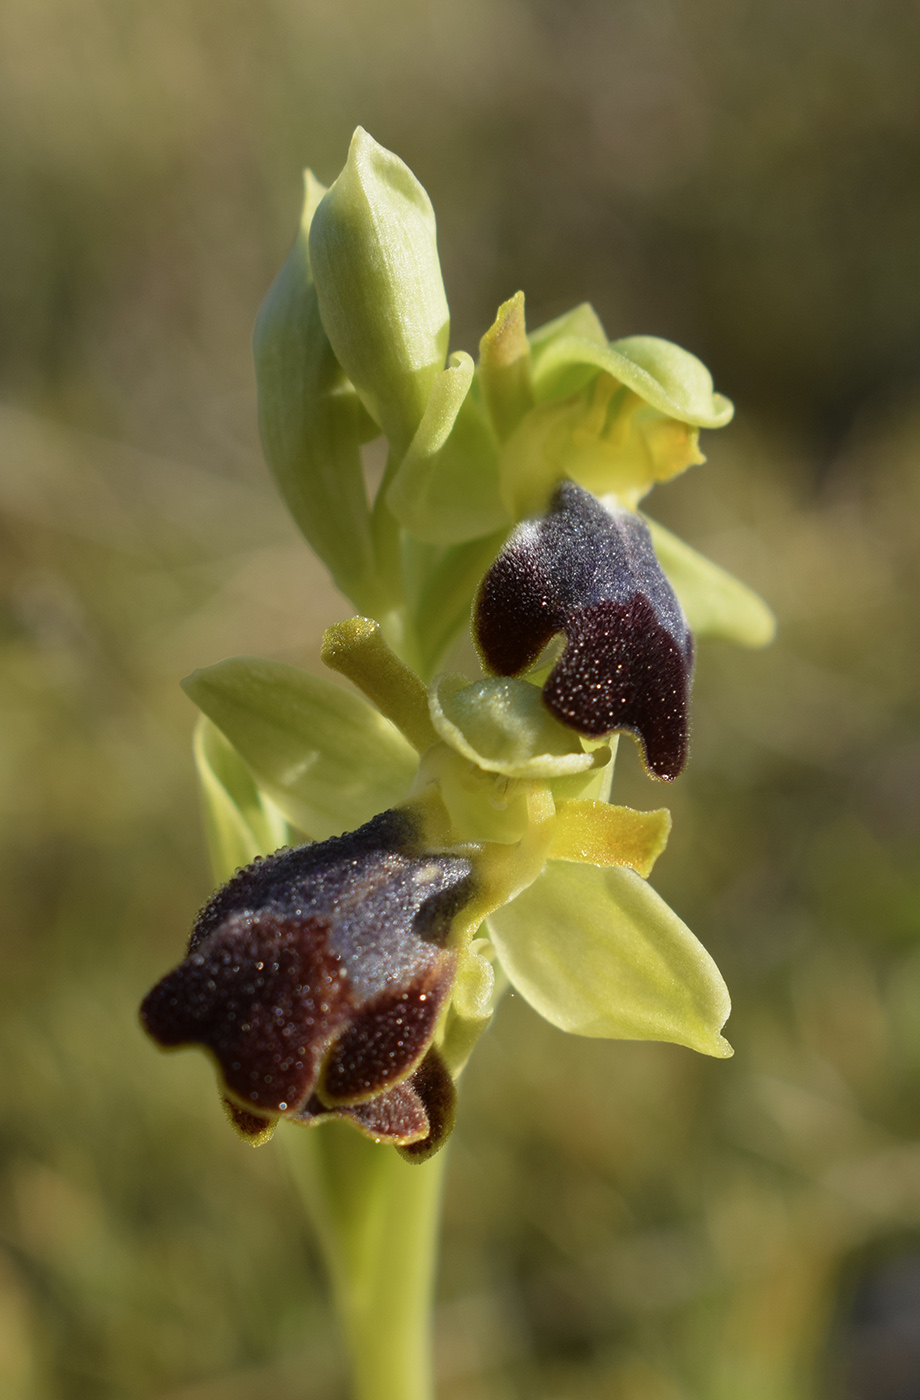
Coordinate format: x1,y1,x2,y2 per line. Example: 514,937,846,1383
138,130,775,1400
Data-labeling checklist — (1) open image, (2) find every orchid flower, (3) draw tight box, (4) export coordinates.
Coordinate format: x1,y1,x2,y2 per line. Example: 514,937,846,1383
142,616,732,1156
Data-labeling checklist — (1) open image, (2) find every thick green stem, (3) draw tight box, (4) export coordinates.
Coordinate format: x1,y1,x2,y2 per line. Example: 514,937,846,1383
283,1122,446,1400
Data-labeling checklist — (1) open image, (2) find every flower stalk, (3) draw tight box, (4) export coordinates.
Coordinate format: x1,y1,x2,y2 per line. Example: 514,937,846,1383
285,1125,445,1400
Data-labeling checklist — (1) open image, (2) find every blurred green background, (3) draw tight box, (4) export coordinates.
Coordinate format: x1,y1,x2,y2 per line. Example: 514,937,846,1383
2,1,919,1396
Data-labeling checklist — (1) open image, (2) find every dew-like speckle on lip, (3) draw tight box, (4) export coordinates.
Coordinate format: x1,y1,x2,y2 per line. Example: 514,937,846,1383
474,480,693,779
141,808,472,1121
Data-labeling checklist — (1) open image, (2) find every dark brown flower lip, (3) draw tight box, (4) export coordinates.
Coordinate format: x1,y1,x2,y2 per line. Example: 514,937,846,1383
474,480,694,781
140,808,475,1119
224,1044,457,1162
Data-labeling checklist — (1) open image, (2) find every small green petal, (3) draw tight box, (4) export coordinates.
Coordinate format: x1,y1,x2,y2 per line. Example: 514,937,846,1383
478,291,535,442
182,656,418,840
646,516,777,647
308,128,450,455
321,616,438,751
253,170,378,612
385,352,510,545
429,674,607,778
487,861,733,1057
193,716,291,884
531,332,734,429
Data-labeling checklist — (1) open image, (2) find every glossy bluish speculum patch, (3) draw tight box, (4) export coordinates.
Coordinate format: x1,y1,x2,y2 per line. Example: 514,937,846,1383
474,480,694,780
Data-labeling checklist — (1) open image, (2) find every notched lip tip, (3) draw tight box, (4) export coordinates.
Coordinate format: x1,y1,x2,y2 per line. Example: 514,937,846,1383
542,704,687,784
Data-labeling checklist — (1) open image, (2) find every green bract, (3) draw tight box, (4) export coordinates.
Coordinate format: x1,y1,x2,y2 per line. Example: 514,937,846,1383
253,171,379,613
386,352,509,546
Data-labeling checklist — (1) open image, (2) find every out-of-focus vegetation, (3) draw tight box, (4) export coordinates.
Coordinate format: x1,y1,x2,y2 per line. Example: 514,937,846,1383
1,1,919,1396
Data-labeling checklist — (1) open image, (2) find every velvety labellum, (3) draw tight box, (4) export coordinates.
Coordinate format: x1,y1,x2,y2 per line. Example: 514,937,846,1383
140,810,474,1125
474,481,693,780
224,1046,457,1161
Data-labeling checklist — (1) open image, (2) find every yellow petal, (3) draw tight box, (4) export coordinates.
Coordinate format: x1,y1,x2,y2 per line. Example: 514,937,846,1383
549,799,671,878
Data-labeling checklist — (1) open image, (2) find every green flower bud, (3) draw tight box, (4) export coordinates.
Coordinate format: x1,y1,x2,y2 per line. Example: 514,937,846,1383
309,128,450,454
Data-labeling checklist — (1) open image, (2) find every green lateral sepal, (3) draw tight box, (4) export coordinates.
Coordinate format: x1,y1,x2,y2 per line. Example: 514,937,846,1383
645,515,776,647
487,861,733,1057
182,656,418,840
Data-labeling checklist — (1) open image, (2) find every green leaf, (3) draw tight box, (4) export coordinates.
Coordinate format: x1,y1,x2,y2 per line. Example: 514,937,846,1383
309,128,450,455
253,170,378,612
182,656,418,840
193,716,291,885
386,352,510,545
531,332,734,429
487,861,732,1056
646,516,776,647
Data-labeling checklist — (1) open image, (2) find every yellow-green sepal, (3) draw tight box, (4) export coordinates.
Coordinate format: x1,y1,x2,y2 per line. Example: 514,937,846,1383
308,128,450,456
531,331,734,428
182,656,418,840
487,861,733,1057
253,170,378,612
646,516,776,647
